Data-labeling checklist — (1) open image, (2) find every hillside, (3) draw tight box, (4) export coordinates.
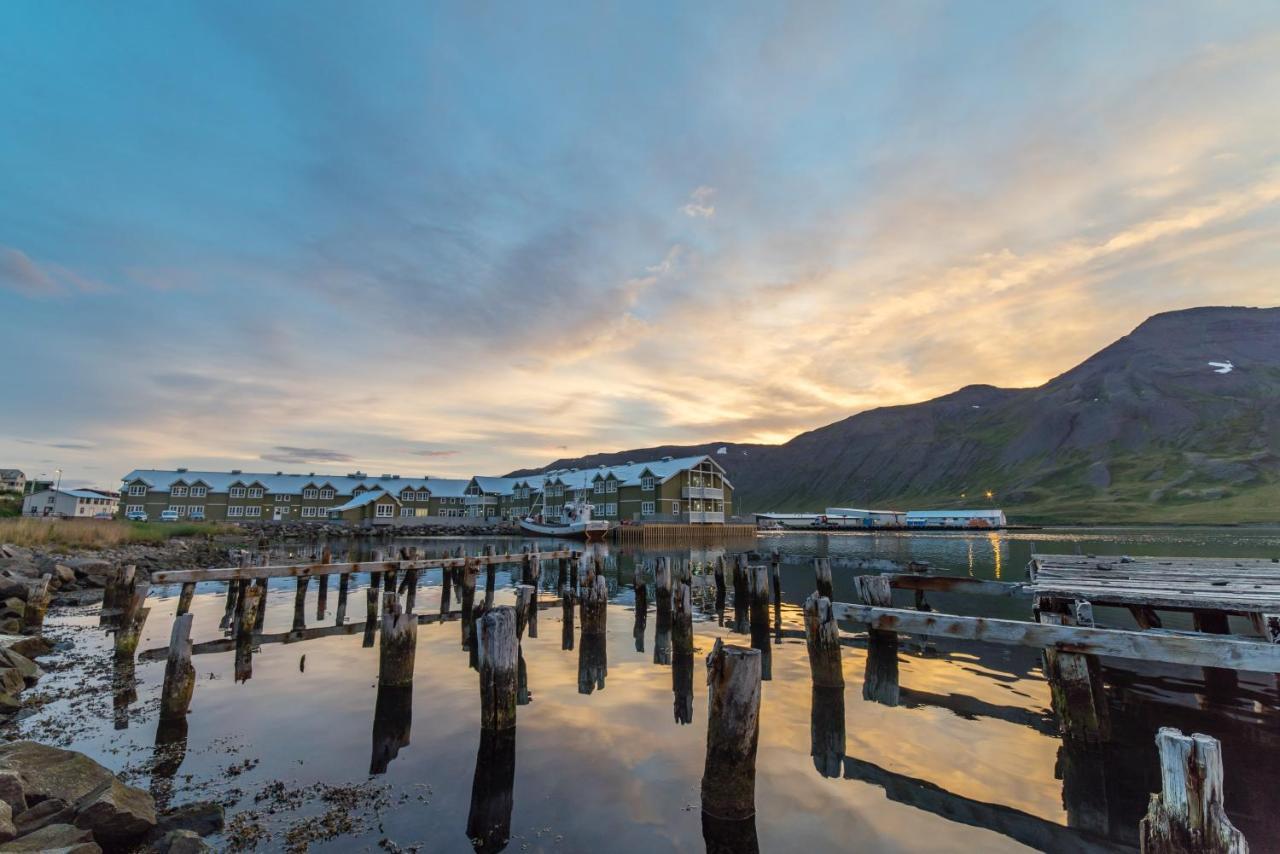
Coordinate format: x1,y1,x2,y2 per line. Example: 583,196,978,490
511,306,1280,524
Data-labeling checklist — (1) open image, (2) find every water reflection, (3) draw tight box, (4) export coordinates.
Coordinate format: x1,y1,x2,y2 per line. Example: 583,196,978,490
369,684,413,775
809,685,845,778
467,728,516,853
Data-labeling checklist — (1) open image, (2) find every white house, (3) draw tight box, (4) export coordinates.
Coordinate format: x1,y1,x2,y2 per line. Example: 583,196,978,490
22,488,120,519
0,470,25,492
905,508,1007,529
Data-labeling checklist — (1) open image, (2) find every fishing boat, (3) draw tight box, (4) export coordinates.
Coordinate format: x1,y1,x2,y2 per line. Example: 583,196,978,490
520,497,611,541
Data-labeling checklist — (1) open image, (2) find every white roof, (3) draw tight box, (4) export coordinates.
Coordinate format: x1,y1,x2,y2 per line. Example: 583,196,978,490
329,489,398,512
121,469,465,497
825,507,904,517
537,455,728,491
905,508,1005,518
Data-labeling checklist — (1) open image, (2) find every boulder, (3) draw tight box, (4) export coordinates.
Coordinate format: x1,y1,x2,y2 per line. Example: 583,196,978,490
157,802,223,838
0,637,50,659
0,581,25,603
52,566,75,586
0,743,114,808
0,801,12,844
0,547,33,563
13,797,70,836
0,601,21,621
0,624,17,640
0,693,18,717
61,559,112,578
0,771,24,813
0,652,40,687
0,822,99,852
73,779,157,841
0,671,22,699
156,829,211,853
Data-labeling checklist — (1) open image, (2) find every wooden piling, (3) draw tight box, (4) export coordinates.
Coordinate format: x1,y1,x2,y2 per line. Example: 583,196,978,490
733,555,750,633
159,613,195,721
238,584,263,639
253,577,267,631
515,585,536,640
483,544,496,608
674,577,693,656
477,607,518,731
23,574,51,633
115,584,150,660
814,557,833,599
749,564,772,680
176,582,196,617
461,557,479,650
701,640,762,821
802,593,844,688
439,563,453,617
315,547,331,619
633,570,648,654
673,577,694,724
292,575,310,633
336,572,350,625
1140,728,1246,853
714,556,727,622
378,592,417,688
581,573,608,636
561,594,576,652
1038,597,1110,743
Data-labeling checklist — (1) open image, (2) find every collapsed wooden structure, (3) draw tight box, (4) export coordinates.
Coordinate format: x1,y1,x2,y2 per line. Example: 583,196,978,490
115,543,1276,852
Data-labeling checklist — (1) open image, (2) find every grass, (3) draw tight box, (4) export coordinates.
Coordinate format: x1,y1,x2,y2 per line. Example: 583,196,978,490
0,517,238,549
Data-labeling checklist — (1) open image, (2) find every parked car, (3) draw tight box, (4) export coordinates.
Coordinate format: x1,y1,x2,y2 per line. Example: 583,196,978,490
92,512,113,520
158,510,180,522
189,512,205,522
125,510,149,522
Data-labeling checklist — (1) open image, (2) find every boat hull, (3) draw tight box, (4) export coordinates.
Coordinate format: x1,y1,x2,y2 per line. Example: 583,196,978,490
520,519,610,542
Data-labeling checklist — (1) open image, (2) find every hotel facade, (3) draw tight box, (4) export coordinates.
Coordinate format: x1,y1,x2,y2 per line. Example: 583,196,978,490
120,455,733,526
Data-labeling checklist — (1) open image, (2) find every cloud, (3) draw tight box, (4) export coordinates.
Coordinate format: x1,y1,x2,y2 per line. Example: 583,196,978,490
16,438,97,450
0,246,107,297
260,446,355,464
406,448,459,458
680,186,716,218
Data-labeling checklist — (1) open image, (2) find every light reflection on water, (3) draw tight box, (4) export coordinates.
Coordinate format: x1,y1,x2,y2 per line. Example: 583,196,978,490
19,527,1280,852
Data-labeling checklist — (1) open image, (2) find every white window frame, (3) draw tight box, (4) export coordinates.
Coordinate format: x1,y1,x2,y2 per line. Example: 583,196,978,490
247,487,263,498
245,505,262,517
375,503,394,518
606,480,617,493
229,487,246,498
274,494,291,503
301,506,316,518
168,505,185,516
593,481,605,494
401,491,415,502
641,476,655,491
641,501,655,516
126,504,144,514
416,491,430,501
227,506,245,517
128,484,147,496
190,486,207,497
606,503,617,516
401,507,415,517
672,501,680,515
319,488,335,500
171,486,188,497
303,488,318,499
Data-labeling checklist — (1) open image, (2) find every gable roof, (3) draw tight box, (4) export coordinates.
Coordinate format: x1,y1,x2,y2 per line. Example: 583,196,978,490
121,469,465,497
534,455,729,491
329,489,400,513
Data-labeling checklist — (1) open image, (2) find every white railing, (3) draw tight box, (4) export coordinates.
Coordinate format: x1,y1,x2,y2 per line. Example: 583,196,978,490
682,486,724,499
686,511,725,524
464,495,498,506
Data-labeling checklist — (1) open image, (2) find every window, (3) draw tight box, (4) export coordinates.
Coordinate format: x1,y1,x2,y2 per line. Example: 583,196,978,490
416,491,430,501
127,504,143,514
128,484,147,496
593,481,605,494
189,506,205,518
274,494,291,503
190,486,207,497
641,476,655,491
301,507,316,518
227,506,245,517
247,487,263,498
605,503,617,516
641,501,655,516
672,501,680,515
229,487,246,498
606,480,617,493
401,491,415,502
319,488,335,500
244,506,262,517
168,505,185,516
375,503,394,518
172,486,189,497
401,507,415,517
303,488,318,499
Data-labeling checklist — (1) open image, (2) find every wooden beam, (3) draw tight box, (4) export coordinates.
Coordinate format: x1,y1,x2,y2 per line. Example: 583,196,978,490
831,603,1280,672
151,549,575,584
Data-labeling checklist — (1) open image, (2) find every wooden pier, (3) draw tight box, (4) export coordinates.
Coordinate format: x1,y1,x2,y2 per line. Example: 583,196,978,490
613,522,756,545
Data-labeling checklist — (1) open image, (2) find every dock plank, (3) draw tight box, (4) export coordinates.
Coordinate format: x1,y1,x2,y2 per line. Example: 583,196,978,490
151,549,574,584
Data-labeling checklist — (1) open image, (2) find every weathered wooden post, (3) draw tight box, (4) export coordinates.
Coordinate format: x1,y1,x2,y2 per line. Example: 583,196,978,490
483,544,497,608
218,559,242,630
749,564,772,680
315,546,331,620
23,574,52,633
292,574,310,633
515,585,536,640
673,578,694,724
238,583,263,638
804,593,845,777
702,640,762,823
1140,728,1246,853
633,566,648,653
477,607,518,731
336,571,350,625
439,560,453,618
379,592,417,688
814,557,833,599
655,556,672,617
577,630,608,695
461,556,479,650
580,572,608,636
733,555,750,633
853,576,899,705
769,550,781,602
115,583,150,659
557,557,570,598
714,556,727,623
1038,596,1109,743
159,613,195,721
176,581,196,617
561,592,576,652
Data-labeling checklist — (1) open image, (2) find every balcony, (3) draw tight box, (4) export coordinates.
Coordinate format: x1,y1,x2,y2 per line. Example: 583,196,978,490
686,511,725,524
682,486,724,499
464,495,498,506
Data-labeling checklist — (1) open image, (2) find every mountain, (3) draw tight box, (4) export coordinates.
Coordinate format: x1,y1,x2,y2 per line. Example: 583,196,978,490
511,306,1280,523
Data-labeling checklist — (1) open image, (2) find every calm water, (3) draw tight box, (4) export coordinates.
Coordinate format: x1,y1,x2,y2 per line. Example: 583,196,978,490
19,527,1280,852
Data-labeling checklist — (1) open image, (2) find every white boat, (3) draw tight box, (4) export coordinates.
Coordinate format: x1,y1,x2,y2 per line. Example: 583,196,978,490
520,497,610,542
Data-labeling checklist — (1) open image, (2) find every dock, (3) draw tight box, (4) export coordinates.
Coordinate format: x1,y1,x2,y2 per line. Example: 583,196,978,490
612,522,756,545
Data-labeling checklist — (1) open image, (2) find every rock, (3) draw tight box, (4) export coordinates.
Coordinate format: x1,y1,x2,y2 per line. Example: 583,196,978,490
156,829,211,853
0,693,18,717
0,801,12,844
0,637,50,659
61,559,112,578
0,652,40,687
52,565,75,586
0,671,22,699
0,581,25,603
74,779,157,842
0,623,17,639
13,797,70,836
157,802,223,838
0,822,99,852
0,601,21,620
0,771,25,813
0,743,113,807
0,547,33,563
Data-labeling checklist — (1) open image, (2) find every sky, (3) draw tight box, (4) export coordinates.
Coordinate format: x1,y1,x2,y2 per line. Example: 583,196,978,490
2,1,1279,489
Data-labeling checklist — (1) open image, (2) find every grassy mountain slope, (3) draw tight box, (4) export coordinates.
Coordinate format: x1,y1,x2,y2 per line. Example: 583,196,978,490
512,306,1280,523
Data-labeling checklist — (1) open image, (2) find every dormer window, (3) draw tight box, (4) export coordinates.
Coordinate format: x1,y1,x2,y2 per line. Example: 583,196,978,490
303,488,318,499
593,481,605,494
606,480,617,493
417,491,430,501
230,487,246,498
320,488,335,499
171,486,188,497
128,484,147,496
247,487,263,498
190,486,207,497
641,476,655,491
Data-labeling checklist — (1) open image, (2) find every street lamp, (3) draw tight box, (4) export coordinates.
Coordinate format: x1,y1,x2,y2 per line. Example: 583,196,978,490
55,469,63,495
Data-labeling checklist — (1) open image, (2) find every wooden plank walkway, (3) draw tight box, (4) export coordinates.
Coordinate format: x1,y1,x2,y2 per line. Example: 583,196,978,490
832,603,1280,672
1030,554,1280,615
152,549,575,584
